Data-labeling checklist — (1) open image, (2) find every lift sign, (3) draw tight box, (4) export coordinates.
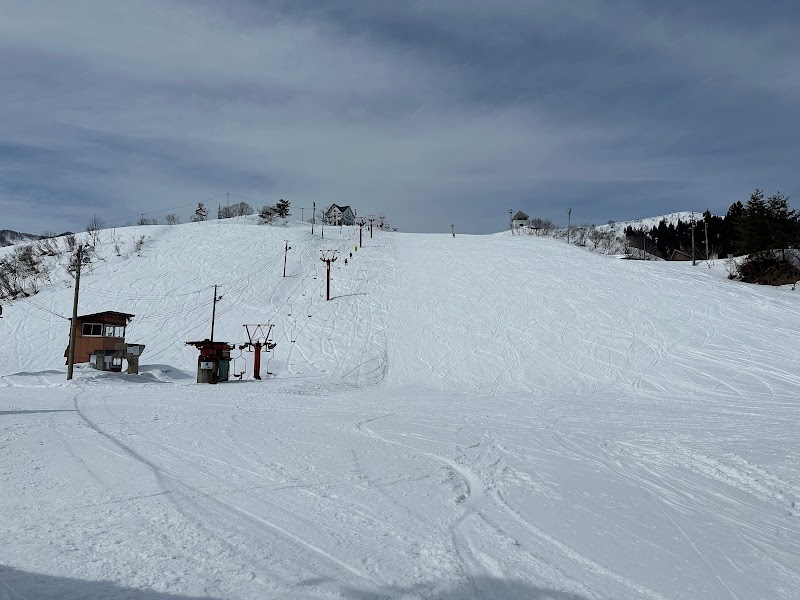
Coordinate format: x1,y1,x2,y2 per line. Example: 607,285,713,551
200,361,214,370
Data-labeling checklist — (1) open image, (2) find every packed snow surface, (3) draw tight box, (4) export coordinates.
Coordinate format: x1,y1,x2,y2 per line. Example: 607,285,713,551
1,219,799,599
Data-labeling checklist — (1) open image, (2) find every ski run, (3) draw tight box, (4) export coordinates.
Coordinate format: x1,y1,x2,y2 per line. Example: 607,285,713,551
1,217,799,600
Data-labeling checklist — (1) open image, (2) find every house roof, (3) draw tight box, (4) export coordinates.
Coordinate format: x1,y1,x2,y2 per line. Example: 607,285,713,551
513,211,529,220
326,204,353,214
71,311,135,322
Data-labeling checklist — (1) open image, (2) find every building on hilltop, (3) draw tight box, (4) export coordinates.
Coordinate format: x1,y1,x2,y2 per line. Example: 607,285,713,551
325,204,355,226
511,211,530,230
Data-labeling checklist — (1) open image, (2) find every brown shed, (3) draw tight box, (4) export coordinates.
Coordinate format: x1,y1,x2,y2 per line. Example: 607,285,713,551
65,311,134,369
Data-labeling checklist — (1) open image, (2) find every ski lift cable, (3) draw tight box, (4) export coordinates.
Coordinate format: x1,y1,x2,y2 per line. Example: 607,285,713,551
7,298,68,322
12,295,70,320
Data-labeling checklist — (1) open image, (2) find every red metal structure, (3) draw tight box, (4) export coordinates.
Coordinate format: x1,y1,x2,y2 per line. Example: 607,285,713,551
241,324,276,380
320,250,338,301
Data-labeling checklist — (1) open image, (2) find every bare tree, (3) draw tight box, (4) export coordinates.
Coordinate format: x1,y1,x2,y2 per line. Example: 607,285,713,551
133,235,146,256
164,213,180,225
65,233,77,254
220,201,254,218
259,204,276,224
110,229,123,256
86,214,104,246
600,229,615,254
529,217,555,235
588,227,604,250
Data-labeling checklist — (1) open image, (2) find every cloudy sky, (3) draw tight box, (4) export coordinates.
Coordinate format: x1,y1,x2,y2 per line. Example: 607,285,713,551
1,1,798,234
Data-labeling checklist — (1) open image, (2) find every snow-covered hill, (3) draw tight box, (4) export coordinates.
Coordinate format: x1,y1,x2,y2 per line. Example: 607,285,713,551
0,228,42,247
1,219,799,600
597,210,705,231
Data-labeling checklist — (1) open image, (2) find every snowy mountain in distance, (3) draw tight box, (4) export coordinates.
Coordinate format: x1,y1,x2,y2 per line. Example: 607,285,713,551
0,229,42,247
0,229,74,247
1,216,799,600
598,210,711,231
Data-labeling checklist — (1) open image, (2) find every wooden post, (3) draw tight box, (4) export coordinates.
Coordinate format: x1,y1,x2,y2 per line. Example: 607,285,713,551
211,285,219,341
283,241,291,277
66,244,83,380
357,218,366,247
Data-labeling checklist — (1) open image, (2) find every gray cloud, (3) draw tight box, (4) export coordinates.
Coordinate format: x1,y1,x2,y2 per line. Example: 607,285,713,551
0,0,797,234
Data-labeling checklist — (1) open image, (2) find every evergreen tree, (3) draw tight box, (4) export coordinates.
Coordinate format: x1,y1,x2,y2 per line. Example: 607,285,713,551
191,202,208,222
737,190,771,255
275,198,290,219
766,192,799,258
723,201,744,255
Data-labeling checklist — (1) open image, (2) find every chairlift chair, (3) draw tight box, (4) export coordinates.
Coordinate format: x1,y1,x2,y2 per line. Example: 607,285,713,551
232,347,246,379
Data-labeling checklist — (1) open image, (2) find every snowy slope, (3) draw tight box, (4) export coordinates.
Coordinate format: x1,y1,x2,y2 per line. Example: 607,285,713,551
1,221,800,600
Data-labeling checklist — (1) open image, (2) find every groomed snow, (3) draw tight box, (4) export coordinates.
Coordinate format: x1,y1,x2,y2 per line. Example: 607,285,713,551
1,220,799,599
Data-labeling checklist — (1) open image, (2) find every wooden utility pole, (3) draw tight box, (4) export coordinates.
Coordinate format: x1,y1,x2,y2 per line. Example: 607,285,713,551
509,209,513,233
451,224,455,237
283,240,292,277
320,250,338,301
567,208,572,244
210,285,221,341
67,244,86,380
357,218,366,247
301,207,305,223
704,217,709,260
691,213,696,266
312,202,316,235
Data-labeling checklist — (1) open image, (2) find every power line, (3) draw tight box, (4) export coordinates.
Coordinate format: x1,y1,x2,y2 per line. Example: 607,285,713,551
101,193,230,227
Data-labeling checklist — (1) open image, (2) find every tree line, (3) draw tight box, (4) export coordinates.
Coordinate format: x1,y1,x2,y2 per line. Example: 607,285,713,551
624,189,800,284
188,198,291,223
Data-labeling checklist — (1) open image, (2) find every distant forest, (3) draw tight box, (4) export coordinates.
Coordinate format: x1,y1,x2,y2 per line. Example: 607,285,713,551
624,190,800,284
625,190,799,260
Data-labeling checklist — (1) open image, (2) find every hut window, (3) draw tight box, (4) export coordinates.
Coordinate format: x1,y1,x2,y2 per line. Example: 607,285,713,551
112,357,122,367
82,323,103,336
104,325,125,338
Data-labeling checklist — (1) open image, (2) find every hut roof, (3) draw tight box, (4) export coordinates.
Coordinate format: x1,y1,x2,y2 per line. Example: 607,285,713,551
71,311,135,322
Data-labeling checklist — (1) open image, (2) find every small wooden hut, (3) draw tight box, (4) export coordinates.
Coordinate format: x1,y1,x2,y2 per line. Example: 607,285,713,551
65,311,135,371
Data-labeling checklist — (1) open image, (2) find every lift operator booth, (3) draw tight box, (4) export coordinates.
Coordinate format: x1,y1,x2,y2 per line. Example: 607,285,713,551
186,339,233,384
